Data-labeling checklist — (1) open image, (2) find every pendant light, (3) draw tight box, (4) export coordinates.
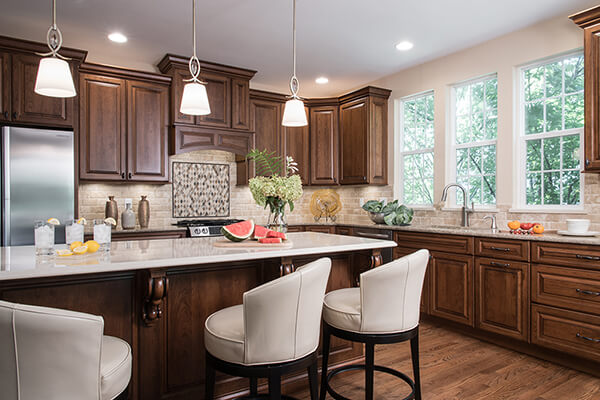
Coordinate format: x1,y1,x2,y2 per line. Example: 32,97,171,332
180,0,211,116
35,0,76,98
282,0,308,127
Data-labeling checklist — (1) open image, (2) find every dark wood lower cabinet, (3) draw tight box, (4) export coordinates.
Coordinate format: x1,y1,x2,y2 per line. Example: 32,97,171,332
0,252,363,400
430,251,474,327
475,258,529,341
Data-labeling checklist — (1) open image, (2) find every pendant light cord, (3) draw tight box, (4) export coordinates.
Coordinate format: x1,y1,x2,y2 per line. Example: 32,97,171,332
289,0,300,98
292,0,296,79
185,0,205,84
192,0,197,58
52,0,57,29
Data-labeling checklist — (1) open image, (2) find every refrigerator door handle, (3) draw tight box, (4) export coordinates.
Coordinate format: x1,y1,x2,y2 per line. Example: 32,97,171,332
3,127,10,247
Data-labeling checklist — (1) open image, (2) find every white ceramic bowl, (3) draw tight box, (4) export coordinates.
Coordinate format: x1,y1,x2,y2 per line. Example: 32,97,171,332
566,219,591,234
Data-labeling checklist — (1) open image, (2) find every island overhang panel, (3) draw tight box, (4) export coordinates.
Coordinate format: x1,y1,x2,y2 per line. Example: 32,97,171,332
0,232,397,400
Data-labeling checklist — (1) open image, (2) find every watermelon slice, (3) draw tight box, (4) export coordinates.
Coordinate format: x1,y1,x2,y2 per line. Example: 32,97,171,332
252,225,270,240
267,230,287,240
221,220,255,242
259,237,282,244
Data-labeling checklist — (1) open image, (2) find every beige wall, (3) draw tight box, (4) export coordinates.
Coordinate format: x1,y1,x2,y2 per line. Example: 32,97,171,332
79,151,392,229
370,15,596,231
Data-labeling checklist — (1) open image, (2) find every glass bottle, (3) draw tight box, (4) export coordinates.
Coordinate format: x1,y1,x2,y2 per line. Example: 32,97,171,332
121,198,136,230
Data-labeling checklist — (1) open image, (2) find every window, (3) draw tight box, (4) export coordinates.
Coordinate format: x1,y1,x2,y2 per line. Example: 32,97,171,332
451,75,498,206
520,52,584,207
399,92,434,205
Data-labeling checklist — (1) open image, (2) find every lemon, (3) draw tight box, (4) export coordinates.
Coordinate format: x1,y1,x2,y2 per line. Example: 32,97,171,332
72,245,88,255
47,218,60,225
76,217,87,225
56,249,73,257
104,217,117,226
85,240,100,253
70,241,84,251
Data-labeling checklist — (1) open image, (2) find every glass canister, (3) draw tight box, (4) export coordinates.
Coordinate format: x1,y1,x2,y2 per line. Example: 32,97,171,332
121,198,136,230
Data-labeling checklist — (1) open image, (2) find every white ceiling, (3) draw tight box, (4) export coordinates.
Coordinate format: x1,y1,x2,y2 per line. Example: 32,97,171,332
0,0,597,97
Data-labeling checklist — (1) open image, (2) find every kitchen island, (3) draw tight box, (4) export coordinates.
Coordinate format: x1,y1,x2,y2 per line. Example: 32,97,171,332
0,232,396,400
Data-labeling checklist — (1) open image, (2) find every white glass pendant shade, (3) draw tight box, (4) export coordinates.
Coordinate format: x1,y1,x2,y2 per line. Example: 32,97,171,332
282,98,307,127
180,82,211,115
34,57,76,98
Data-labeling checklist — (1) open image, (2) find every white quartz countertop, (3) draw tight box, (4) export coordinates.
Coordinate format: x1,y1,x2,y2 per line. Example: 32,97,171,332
0,232,396,281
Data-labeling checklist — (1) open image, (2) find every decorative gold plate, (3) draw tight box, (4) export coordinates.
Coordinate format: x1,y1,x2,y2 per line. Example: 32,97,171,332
310,189,342,221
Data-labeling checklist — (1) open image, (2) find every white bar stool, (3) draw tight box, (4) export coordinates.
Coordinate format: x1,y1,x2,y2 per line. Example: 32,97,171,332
0,300,132,400
320,249,429,400
204,257,332,400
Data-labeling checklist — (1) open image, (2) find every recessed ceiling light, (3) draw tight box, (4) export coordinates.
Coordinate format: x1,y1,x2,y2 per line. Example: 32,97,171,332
108,32,127,43
395,41,414,51
315,77,329,84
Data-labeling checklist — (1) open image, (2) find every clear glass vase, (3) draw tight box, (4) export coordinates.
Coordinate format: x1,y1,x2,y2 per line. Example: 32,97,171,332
267,210,287,233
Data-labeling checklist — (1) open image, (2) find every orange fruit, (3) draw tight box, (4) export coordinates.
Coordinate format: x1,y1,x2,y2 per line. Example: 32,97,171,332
507,220,520,230
532,224,545,234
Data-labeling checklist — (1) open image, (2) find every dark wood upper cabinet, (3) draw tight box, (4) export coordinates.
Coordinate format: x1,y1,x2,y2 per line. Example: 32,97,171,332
79,73,127,181
11,52,74,127
430,251,474,327
250,91,285,176
0,37,86,127
309,104,338,185
196,71,231,128
232,78,250,130
339,97,368,184
571,7,600,171
0,51,10,122
283,107,310,184
79,64,170,183
158,54,256,133
339,87,390,185
126,80,169,182
475,258,529,341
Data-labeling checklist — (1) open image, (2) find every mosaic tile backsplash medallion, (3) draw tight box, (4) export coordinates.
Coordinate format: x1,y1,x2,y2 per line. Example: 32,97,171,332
172,162,230,217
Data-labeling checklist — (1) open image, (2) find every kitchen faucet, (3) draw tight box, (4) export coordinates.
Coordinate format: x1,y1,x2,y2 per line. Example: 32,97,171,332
441,183,474,227
483,215,498,233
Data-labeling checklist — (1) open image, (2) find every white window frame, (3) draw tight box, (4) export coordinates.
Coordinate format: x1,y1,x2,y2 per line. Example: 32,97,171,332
515,51,584,212
448,73,498,209
396,90,435,208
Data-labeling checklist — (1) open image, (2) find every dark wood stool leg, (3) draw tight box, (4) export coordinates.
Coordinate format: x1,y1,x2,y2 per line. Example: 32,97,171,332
268,371,282,400
308,359,318,400
205,353,216,400
410,332,422,400
365,342,375,400
250,377,258,396
320,324,332,400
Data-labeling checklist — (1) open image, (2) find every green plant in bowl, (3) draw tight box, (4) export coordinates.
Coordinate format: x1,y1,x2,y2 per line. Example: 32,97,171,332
361,200,414,226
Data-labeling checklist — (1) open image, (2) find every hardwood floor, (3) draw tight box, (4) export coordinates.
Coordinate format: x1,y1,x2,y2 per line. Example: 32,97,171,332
285,321,600,400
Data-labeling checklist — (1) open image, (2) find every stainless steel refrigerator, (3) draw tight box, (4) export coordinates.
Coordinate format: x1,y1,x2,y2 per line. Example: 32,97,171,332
2,127,75,246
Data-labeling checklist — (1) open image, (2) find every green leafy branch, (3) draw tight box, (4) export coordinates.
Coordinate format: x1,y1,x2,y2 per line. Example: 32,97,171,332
246,149,284,176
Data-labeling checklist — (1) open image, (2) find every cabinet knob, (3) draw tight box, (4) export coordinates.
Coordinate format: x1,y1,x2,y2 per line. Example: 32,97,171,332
363,176,367,181
12,112,17,119
128,172,132,179
3,111,8,119
121,172,125,179
586,159,591,167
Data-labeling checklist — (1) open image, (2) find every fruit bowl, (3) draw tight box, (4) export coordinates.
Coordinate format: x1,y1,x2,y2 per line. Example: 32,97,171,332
368,212,386,224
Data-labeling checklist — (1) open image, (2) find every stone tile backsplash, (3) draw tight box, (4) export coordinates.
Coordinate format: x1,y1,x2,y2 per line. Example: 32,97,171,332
79,150,598,231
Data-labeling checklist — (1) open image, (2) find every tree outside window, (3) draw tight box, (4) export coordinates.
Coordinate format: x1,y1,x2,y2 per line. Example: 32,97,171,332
521,53,583,207
452,75,498,206
400,92,434,205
